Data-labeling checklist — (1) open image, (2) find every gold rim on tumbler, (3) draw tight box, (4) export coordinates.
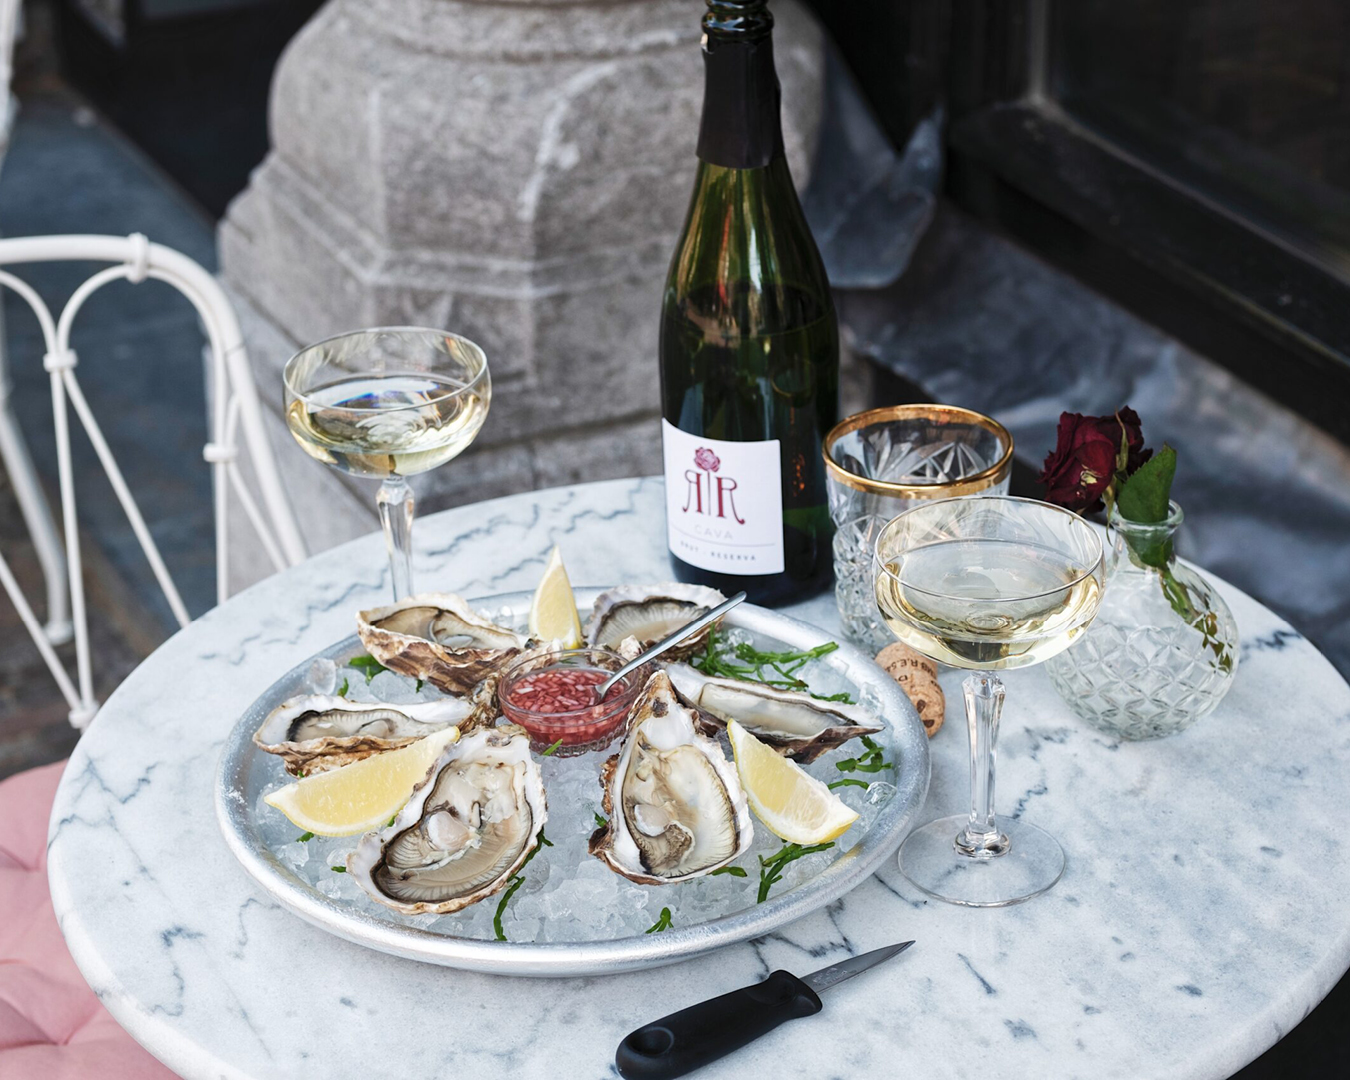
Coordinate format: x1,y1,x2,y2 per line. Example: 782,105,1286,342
823,403,1014,499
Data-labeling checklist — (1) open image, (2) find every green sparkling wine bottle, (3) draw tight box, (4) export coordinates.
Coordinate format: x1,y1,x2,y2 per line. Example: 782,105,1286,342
659,0,838,607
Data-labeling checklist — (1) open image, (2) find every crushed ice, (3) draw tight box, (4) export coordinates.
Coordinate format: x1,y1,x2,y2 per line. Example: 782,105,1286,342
255,634,903,945
306,657,337,696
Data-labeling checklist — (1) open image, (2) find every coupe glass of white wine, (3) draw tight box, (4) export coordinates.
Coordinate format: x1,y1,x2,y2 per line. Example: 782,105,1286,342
283,327,490,600
874,496,1104,907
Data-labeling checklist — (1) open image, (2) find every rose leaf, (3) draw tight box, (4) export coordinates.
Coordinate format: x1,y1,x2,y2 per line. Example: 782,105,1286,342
1116,444,1176,525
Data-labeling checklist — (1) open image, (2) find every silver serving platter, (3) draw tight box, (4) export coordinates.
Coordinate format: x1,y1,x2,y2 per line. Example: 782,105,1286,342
215,589,930,977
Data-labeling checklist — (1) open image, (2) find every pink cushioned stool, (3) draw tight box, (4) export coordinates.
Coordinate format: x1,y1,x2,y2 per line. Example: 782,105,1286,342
0,760,179,1079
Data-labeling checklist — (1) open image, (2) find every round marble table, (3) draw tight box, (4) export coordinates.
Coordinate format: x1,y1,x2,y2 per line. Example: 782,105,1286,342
47,478,1350,1080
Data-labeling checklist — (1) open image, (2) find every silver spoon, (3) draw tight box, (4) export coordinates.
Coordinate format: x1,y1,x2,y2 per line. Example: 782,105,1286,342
593,591,747,702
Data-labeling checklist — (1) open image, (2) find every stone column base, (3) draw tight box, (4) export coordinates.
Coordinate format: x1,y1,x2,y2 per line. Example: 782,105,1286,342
218,0,825,593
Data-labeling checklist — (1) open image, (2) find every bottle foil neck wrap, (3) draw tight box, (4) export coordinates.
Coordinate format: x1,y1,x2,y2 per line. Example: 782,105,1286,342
696,31,784,170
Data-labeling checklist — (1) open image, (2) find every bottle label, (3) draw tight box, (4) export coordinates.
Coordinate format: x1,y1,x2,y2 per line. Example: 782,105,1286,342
662,420,784,575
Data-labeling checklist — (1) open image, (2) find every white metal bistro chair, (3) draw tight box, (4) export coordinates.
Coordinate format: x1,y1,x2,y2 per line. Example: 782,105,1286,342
0,233,307,727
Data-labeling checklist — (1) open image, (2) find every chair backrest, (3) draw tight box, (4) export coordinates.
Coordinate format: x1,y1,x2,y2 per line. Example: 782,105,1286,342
0,233,307,727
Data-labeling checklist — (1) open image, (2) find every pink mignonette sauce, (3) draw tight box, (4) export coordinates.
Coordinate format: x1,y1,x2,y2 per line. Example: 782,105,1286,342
499,649,640,757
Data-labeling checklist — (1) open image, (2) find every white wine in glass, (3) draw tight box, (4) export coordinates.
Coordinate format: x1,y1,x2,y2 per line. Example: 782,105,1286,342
875,539,1101,670
286,374,487,480
875,496,1104,907
284,328,490,600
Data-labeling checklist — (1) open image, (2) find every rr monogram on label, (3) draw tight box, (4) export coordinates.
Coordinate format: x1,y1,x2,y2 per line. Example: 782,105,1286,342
682,448,746,524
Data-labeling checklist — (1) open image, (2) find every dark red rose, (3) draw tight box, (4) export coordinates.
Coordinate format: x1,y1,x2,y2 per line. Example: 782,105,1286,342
1114,406,1151,474
694,447,720,473
1039,408,1150,512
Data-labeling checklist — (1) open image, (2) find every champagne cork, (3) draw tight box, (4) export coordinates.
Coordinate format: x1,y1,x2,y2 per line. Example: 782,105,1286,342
875,642,945,737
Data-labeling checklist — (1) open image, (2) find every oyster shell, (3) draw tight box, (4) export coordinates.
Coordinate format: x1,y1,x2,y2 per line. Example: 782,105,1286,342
589,670,753,884
348,724,546,915
357,593,528,694
584,583,726,657
665,663,885,763
253,695,476,776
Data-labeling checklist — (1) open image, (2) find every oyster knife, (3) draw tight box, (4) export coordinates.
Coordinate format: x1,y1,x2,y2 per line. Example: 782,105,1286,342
615,941,914,1079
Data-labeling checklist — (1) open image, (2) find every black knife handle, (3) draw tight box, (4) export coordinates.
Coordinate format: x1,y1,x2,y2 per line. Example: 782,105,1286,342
615,970,823,1080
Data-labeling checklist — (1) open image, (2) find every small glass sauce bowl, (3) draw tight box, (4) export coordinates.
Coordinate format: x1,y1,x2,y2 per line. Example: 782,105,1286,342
498,647,641,756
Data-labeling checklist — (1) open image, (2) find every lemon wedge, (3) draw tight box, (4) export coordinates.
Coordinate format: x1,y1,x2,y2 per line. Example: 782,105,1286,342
528,544,583,648
727,719,859,844
264,726,460,837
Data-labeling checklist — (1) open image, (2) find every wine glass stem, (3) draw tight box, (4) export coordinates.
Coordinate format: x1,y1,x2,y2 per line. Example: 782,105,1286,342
377,475,415,600
957,673,1010,858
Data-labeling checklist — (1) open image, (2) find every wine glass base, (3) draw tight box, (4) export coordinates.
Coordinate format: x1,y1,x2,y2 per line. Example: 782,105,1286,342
897,815,1065,908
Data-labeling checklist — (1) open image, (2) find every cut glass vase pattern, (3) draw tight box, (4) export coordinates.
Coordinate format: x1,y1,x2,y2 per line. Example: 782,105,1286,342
1047,503,1238,740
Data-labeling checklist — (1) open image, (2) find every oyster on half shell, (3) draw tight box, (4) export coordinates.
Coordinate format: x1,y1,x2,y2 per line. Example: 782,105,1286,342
584,583,726,657
665,663,885,763
253,695,476,776
357,593,528,694
348,724,546,915
589,669,753,884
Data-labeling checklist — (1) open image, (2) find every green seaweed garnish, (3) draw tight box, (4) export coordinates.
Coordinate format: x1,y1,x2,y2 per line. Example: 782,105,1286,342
757,842,834,903
348,655,388,683
689,627,854,703
645,908,674,934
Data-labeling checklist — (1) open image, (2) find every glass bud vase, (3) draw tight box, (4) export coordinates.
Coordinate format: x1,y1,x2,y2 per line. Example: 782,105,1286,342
1046,501,1238,740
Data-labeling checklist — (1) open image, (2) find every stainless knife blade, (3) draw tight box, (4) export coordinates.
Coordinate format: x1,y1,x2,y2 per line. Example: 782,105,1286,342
801,940,914,995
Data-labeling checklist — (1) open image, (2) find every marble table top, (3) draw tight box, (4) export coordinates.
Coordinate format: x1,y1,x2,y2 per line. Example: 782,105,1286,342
48,477,1350,1080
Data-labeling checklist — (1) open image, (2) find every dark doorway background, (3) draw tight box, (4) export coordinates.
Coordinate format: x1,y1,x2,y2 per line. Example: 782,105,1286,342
53,0,324,216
